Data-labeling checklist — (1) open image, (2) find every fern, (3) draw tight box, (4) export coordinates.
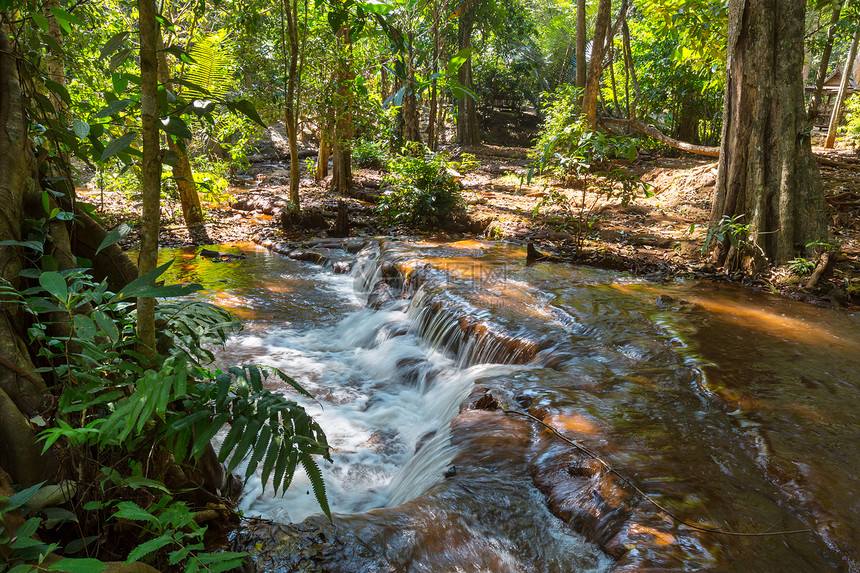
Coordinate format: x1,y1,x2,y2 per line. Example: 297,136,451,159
183,30,235,100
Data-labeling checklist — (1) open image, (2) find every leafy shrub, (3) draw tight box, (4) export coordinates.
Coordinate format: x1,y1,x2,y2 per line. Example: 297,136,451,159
352,138,390,170
529,86,651,251
0,223,331,571
376,144,464,228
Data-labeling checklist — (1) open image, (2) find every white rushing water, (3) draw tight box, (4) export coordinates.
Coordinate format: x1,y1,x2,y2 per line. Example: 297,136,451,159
224,256,522,524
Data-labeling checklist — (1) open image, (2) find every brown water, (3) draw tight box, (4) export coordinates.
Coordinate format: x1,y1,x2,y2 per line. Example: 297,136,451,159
161,240,860,572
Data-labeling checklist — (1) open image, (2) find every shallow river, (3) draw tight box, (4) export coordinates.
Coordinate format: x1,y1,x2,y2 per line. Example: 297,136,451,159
161,240,860,572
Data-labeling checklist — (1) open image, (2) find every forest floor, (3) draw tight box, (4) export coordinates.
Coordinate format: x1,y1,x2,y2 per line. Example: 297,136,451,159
79,144,860,307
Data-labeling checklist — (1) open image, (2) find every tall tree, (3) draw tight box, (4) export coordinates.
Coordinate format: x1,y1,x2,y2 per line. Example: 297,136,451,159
137,0,161,352
824,23,860,148
282,0,306,209
581,0,611,127
456,0,480,145
712,0,828,269
331,20,353,193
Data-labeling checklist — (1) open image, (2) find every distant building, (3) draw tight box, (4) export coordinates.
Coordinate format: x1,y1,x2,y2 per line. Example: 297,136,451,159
806,68,860,126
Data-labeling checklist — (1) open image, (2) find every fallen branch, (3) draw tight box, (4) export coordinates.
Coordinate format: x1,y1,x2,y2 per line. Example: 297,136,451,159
602,117,860,169
804,252,832,290
601,117,720,157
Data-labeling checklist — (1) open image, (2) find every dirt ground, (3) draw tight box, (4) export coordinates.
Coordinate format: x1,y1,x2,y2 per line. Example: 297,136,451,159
78,144,860,307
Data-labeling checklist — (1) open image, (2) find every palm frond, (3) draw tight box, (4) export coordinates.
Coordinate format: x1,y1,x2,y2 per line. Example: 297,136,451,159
184,30,236,100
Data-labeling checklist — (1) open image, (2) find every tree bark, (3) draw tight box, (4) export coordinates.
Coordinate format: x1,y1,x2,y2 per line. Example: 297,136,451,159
456,6,480,146
156,42,205,231
331,23,353,194
582,0,612,128
621,18,640,119
576,0,587,91
712,0,828,269
806,2,843,125
137,0,161,353
824,24,860,148
283,0,303,209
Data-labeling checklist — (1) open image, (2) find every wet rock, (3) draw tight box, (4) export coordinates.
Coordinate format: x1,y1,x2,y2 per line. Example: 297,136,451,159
199,248,247,262
332,260,354,274
654,294,677,309
288,250,329,266
280,206,329,232
346,241,369,254
415,430,437,453
444,466,457,479
367,280,397,309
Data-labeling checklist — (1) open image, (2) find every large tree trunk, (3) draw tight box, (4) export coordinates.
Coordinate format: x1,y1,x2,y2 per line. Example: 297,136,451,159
582,0,612,128
456,7,480,146
824,24,860,148
137,0,161,353
331,24,353,194
0,29,61,487
712,0,828,270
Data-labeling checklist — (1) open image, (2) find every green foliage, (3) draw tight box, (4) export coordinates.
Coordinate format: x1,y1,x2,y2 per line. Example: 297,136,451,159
376,144,464,228
184,31,237,100
1,247,331,570
529,86,650,251
352,138,390,170
788,258,816,275
703,214,752,254
0,483,104,573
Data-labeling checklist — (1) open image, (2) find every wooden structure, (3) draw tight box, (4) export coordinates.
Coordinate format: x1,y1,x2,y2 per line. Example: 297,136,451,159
806,69,860,125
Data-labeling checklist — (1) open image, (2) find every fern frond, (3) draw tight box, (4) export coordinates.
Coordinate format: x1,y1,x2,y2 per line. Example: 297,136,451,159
300,453,331,520
184,29,236,100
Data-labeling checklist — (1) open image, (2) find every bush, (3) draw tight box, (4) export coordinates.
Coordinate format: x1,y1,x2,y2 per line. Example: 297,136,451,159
352,138,390,170
376,144,464,228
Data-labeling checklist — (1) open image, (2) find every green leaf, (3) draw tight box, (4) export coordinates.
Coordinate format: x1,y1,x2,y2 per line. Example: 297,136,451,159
94,99,135,119
95,223,131,255
160,116,193,140
32,12,50,32
44,507,78,529
48,7,83,30
125,534,173,563
73,119,90,139
63,536,100,555
109,48,133,73
130,283,203,299
447,47,473,77
44,80,71,106
39,271,68,303
100,32,129,60
159,45,196,64
112,501,159,526
228,418,263,473
74,315,97,341
300,454,331,520
92,310,120,342
99,132,136,162
48,558,106,573
224,99,266,128
15,517,42,540
0,239,44,253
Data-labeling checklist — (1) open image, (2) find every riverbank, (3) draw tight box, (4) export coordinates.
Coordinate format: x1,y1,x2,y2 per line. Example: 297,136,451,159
79,145,860,307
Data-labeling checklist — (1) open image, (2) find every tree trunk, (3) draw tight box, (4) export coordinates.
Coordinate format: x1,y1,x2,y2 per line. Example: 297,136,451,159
582,0,612,128
404,33,422,144
621,18,640,119
427,0,440,149
712,0,828,269
331,23,353,194
137,0,161,353
283,0,302,209
806,2,842,125
156,43,205,231
456,9,480,146
0,29,60,487
824,24,860,148
576,0,587,91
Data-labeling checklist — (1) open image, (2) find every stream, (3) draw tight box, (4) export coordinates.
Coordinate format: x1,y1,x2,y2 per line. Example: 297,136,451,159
161,239,860,572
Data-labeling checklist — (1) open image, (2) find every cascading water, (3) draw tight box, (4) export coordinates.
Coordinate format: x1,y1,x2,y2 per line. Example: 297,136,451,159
161,239,860,572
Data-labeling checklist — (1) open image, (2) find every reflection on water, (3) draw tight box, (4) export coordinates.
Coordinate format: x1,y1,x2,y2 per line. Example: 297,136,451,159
162,241,860,572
